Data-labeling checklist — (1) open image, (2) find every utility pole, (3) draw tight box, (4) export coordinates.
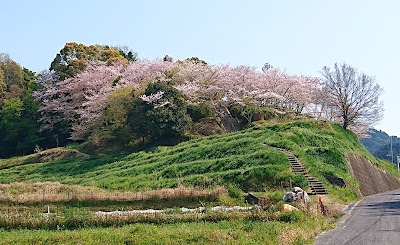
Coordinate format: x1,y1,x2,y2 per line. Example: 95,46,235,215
390,136,394,164
397,155,400,172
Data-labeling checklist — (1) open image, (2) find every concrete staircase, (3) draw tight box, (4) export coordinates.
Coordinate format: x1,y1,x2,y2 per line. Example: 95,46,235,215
266,145,328,195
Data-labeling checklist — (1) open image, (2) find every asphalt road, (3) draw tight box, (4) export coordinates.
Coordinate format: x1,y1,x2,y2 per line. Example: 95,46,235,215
314,188,400,245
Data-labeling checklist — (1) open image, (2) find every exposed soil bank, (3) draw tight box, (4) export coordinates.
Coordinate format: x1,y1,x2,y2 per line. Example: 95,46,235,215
347,153,400,197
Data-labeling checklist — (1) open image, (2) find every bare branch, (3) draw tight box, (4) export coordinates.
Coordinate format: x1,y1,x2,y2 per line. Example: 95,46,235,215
319,63,383,134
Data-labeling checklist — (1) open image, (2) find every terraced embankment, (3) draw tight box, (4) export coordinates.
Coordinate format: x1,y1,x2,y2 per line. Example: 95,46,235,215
1,120,399,202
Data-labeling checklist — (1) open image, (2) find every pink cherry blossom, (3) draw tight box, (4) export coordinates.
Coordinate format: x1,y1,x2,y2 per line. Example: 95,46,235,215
35,59,321,140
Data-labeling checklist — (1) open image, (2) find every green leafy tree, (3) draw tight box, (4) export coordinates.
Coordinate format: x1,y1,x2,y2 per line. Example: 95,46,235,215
0,55,24,100
0,55,41,157
22,68,37,92
0,69,5,97
126,51,137,61
127,97,150,143
187,103,215,122
128,80,192,143
116,45,138,61
101,49,127,64
185,57,207,65
0,97,40,157
50,42,100,80
0,57,23,87
50,43,137,80
104,87,136,142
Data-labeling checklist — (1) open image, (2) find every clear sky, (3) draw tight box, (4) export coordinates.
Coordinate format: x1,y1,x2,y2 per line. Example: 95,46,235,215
1,0,399,136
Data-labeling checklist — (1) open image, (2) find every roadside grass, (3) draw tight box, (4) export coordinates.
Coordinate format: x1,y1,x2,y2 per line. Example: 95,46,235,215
0,182,230,219
0,180,341,236
0,218,326,245
0,200,337,245
0,182,225,205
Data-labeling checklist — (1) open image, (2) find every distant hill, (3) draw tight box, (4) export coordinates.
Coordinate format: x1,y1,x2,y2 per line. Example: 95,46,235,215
374,143,400,164
360,129,400,157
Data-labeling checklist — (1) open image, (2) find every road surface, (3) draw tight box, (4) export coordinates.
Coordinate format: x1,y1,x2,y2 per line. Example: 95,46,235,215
314,188,400,245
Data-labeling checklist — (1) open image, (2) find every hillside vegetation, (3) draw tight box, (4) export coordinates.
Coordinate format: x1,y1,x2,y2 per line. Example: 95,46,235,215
1,119,396,204
2,119,399,244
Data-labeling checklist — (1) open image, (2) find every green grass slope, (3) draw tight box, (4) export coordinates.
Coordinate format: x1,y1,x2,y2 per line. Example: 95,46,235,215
1,119,398,204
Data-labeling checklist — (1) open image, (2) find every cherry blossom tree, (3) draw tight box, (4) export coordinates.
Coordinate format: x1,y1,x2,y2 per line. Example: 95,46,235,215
35,60,175,140
319,63,383,132
35,58,321,140
175,62,319,121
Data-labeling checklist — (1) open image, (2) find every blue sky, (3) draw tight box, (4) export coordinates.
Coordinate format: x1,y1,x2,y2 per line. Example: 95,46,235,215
1,0,399,136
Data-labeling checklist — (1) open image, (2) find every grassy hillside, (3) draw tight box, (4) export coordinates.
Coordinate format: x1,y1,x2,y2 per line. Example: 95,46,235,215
0,128,295,193
258,120,400,202
3,119,398,244
1,119,397,204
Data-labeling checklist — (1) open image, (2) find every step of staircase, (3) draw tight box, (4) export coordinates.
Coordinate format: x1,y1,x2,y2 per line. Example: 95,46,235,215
310,184,324,188
307,179,321,183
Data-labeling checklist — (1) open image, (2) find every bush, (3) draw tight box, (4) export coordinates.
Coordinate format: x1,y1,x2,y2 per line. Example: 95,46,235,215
280,210,304,223
103,87,136,143
187,103,215,122
227,184,242,199
127,80,192,142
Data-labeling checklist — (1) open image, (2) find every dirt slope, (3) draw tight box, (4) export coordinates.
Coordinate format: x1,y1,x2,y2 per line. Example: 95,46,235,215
347,153,400,196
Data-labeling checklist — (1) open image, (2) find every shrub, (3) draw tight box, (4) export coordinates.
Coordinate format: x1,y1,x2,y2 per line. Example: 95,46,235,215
187,103,215,122
128,80,192,142
227,184,242,199
280,210,304,223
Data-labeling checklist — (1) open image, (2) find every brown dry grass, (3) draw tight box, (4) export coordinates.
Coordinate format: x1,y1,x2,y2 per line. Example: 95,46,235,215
314,195,347,214
275,200,341,244
0,182,227,204
0,148,89,171
277,226,307,245
0,207,289,231
26,148,89,163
